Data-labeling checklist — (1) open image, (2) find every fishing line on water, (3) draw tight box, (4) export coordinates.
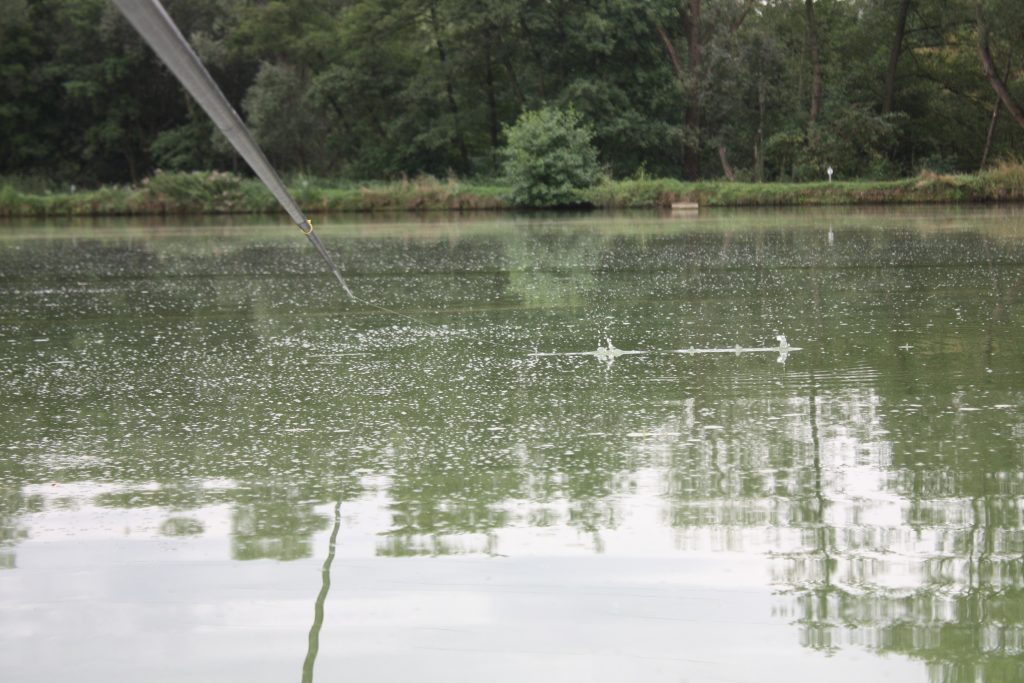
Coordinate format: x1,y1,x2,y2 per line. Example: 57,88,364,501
348,292,437,328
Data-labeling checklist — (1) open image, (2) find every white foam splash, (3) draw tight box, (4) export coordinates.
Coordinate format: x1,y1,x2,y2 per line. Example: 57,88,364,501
530,335,801,363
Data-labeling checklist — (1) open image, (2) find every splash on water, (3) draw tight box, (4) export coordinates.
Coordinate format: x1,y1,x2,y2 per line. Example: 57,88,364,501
530,335,801,363
674,335,801,363
529,337,649,362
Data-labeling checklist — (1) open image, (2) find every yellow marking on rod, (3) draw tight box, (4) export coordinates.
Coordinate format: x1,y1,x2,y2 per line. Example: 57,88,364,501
302,219,314,235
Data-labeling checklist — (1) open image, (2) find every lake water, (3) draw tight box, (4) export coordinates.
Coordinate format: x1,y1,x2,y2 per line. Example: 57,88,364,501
1,207,1023,682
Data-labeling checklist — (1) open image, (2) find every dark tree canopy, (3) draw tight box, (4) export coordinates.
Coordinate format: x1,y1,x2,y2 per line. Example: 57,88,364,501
1,0,1022,185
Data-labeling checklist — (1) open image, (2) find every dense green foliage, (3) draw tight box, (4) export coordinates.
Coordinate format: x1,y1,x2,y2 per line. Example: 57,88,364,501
1,0,1022,187
503,107,601,206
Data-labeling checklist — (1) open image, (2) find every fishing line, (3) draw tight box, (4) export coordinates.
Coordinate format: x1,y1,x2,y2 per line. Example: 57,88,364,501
304,217,448,331
349,292,436,327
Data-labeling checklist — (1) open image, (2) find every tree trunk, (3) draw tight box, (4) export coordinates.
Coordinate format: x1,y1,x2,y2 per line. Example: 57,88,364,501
485,44,499,151
429,2,469,169
502,55,526,110
980,94,1001,170
656,26,685,79
518,15,547,98
805,0,823,127
980,54,1014,169
654,1,704,180
682,0,702,180
718,146,736,181
125,147,138,184
883,0,912,114
754,79,766,182
976,6,1024,130
659,26,692,180
730,0,756,35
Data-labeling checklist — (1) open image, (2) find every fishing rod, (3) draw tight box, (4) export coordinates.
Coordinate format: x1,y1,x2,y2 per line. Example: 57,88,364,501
112,0,355,299
112,1,518,331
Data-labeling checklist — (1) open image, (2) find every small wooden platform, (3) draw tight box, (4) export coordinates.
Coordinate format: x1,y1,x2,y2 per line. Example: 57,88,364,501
671,201,699,211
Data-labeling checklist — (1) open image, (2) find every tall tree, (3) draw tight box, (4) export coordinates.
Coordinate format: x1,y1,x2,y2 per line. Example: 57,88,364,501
655,0,703,180
882,0,912,114
426,0,469,170
804,0,823,128
682,0,702,180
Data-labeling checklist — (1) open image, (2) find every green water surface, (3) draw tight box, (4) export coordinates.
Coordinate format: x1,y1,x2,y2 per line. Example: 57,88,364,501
1,207,1023,682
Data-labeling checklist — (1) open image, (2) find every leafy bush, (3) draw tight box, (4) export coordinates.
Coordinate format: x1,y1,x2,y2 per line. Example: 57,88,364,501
502,107,601,207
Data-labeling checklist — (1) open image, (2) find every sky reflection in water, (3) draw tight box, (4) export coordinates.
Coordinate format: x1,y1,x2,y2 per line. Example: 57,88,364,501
1,208,1024,682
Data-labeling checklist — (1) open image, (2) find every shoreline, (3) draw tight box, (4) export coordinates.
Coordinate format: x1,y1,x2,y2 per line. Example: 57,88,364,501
2,167,1023,218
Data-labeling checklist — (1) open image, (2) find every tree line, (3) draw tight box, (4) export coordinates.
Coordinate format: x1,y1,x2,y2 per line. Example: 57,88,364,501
1,0,1022,186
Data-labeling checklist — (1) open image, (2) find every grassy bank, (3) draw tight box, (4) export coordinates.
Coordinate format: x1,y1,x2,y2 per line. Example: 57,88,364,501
0,172,509,217
3,163,1024,218
586,161,1024,208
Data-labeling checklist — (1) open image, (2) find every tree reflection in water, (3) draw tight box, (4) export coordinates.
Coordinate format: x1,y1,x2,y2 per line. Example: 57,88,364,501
301,499,341,683
3,212,1024,681
772,390,1024,682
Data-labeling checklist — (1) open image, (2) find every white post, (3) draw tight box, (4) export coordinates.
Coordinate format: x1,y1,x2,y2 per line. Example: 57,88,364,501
827,165,834,183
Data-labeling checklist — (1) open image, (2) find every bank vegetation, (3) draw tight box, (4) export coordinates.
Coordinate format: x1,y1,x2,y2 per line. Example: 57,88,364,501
3,162,1024,218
